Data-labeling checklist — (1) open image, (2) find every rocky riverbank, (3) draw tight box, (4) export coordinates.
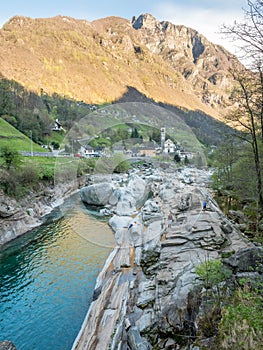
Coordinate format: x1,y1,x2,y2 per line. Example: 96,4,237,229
0,176,86,246
72,163,262,350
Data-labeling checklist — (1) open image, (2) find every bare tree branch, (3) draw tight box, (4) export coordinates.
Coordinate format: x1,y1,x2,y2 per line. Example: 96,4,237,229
221,0,263,219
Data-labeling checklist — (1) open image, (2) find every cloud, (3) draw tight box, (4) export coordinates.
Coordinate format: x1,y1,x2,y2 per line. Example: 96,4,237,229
151,1,246,55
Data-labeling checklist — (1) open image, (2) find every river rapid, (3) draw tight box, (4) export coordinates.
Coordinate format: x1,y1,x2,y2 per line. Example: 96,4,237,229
0,192,115,350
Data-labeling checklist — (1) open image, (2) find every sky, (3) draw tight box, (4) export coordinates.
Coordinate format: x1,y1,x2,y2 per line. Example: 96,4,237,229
0,0,249,55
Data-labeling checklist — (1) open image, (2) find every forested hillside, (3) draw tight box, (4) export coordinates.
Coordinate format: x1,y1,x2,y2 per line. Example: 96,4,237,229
0,79,235,148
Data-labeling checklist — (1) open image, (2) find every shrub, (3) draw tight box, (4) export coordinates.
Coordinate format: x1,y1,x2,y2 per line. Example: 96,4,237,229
196,259,232,306
0,145,22,170
39,163,55,181
196,259,232,291
20,163,39,186
114,159,130,173
0,161,39,196
0,169,28,197
94,154,130,174
77,158,96,176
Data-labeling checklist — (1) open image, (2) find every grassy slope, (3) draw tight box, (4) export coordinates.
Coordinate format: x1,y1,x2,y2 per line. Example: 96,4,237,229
0,117,45,152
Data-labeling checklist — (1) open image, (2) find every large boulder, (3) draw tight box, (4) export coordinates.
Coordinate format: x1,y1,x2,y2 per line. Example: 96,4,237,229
178,193,191,211
159,182,177,202
127,175,149,207
127,326,149,350
228,210,246,224
129,218,144,247
80,183,114,206
115,189,137,216
224,247,263,273
108,215,131,232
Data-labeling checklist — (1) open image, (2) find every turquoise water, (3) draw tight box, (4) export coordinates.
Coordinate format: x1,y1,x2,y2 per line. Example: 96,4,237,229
0,193,115,350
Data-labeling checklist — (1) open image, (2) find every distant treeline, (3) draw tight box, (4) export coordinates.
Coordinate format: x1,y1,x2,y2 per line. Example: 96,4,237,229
0,78,94,144
0,79,234,147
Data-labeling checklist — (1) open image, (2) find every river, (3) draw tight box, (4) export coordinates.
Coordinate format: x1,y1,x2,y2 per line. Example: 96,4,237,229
0,193,115,350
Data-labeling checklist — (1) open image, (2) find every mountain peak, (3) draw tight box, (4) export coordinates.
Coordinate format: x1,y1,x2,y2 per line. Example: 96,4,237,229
132,13,161,31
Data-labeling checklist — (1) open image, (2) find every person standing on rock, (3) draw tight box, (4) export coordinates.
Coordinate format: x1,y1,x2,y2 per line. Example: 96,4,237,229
202,200,207,210
128,221,136,231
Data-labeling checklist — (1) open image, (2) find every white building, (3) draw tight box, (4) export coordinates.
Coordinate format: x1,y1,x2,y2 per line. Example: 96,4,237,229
179,151,194,160
80,145,99,158
163,139,176,153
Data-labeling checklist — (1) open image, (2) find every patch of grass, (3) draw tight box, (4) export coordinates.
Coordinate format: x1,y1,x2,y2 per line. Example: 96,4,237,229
43,130,65,148
25,156,57,181
0,117,45,152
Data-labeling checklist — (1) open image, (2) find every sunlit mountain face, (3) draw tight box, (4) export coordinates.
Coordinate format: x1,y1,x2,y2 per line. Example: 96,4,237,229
0,14,244,120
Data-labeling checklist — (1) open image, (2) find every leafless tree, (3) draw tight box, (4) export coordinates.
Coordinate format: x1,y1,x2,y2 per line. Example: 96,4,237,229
221,0,263,221
221,0,263,66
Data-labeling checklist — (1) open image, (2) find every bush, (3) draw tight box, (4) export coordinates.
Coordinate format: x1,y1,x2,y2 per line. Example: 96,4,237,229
196,259,232,307
20,163,39,186
196,259,232,290
77,158,96,176
39,163,55,181
0,145,22,170
0,169,28,197
114,159,131,173
0,162,39,196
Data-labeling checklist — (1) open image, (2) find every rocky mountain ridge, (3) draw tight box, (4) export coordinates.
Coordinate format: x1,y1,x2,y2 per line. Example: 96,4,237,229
0,13,244,120
132,14,237,108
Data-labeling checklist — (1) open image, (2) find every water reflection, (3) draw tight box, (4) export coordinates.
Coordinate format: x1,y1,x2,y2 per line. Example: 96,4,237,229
0,193,114,350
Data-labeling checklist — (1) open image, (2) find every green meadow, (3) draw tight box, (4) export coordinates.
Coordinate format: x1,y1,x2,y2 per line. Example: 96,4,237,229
0,117,45,152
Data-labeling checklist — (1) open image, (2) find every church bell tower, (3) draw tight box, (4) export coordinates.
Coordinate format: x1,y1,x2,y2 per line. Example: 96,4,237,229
161,127,166,151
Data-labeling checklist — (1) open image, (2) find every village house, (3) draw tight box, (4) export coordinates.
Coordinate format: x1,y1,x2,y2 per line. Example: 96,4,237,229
139,142,157,157
80,145,100,158
52,119,64,132
179,151,194,160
